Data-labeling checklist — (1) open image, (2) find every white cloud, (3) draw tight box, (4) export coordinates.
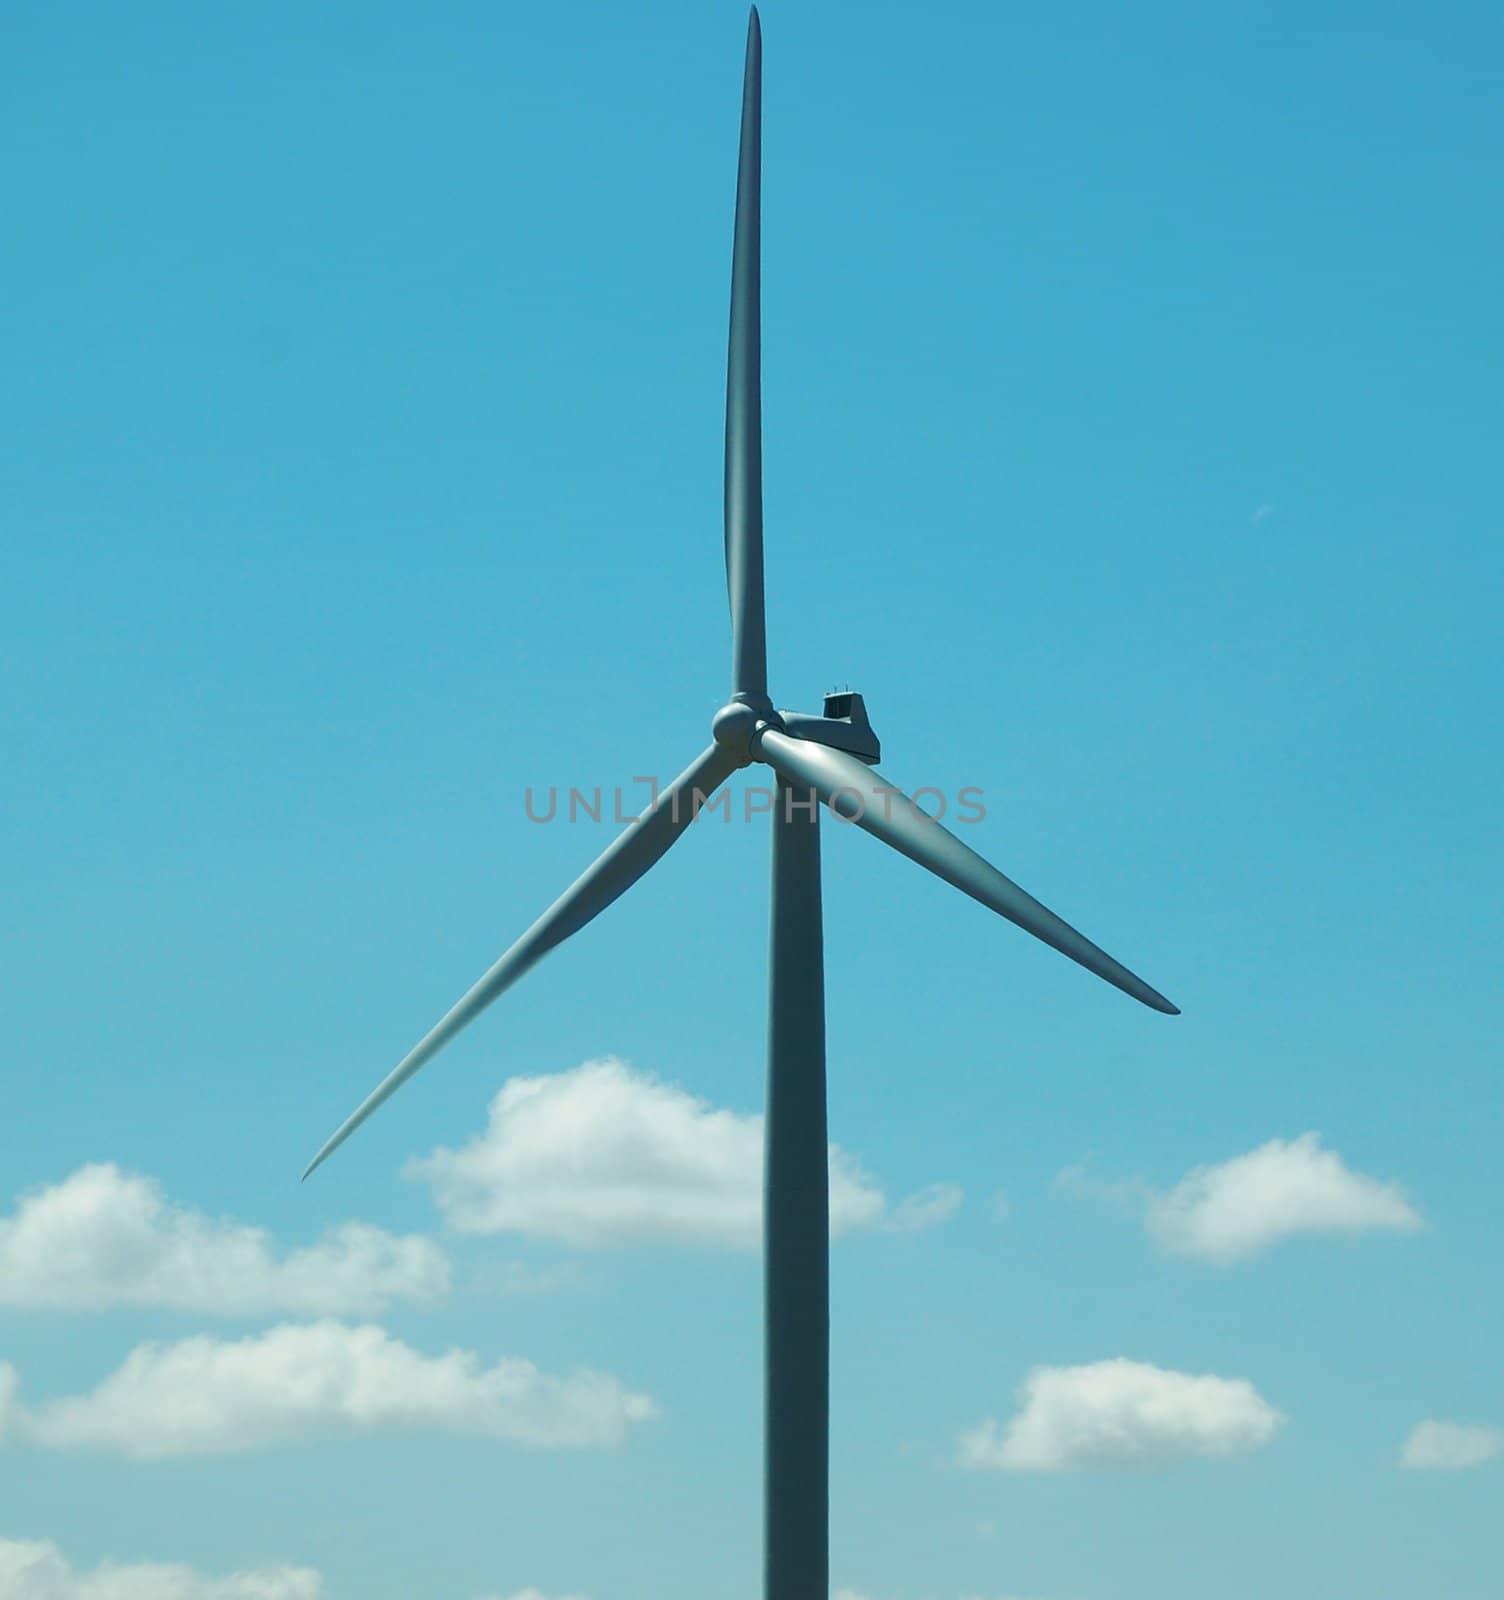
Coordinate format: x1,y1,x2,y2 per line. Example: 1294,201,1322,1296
1400,1419,1504,1471
0,1537,322,1599
475,1591,588,1600
1053,1159,1149,1213
884,1183,963,1236
0,1361,19,1443
834,1591,1048,1600
407,1059,941,1248
959,1358,1283,1472
467,1261,581,1298
0,1165,448,1315
1058,1134,1421,1264
834,1591,1050,1600
2,1321,655,1460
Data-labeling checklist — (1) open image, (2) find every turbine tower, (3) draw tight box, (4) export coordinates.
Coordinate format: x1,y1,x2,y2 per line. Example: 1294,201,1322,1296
306,11,1177,1597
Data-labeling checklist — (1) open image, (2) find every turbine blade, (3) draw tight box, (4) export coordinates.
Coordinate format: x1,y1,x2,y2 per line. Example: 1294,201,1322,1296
304,742,740,1179
755,728,1178,1015
724,7,767,699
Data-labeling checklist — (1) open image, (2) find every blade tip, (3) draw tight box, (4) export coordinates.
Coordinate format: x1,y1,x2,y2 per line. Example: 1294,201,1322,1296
301,1136,340,1182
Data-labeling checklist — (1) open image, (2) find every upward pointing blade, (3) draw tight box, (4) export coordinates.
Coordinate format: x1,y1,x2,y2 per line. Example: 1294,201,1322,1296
755,728,1178,1015
303,741,740,1179
724,7,766,699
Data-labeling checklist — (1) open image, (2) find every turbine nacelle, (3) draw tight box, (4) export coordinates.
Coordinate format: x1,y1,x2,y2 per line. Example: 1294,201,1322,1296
780,690,881,765
713,689,882,767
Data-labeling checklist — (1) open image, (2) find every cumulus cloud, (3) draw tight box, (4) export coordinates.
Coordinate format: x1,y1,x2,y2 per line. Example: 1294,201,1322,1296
958,1358,1283,1471
1058,1134,1421,1264
1400,1420,1504,1471
1,1321,654,1459
407,1059,950,1248
0,1537,322,1599
0,1165,448,1315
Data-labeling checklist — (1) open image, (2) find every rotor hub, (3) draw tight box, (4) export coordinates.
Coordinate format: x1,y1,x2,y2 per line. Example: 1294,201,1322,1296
711,700,763,765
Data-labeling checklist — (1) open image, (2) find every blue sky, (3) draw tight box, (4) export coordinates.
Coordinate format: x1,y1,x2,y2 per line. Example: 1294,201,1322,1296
2,2,1501,1596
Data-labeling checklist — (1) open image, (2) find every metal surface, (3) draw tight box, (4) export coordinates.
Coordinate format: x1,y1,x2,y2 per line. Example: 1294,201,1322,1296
765,776,828,1600
779,689,881,764
304,740,739,1178
755,726,1178,1015
725,7,767,701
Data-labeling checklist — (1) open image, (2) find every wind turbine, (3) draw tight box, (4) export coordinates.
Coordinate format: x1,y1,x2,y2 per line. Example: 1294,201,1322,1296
305,9,1177,1597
